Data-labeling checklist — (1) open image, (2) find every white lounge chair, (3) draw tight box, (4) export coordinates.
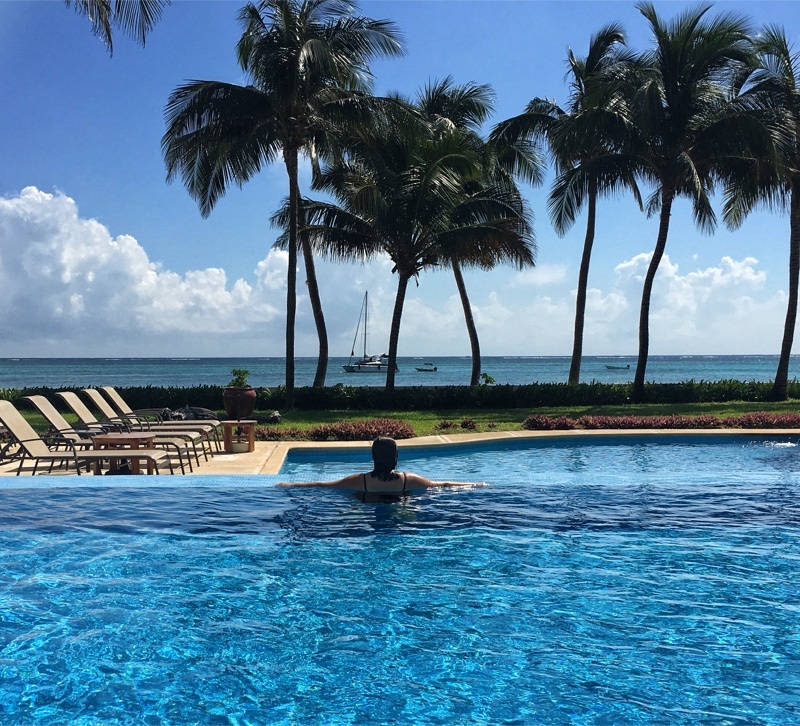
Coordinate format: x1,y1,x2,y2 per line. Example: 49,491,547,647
98,385,222,452
0,399,170,476
26,393,200,474
57,391,198,473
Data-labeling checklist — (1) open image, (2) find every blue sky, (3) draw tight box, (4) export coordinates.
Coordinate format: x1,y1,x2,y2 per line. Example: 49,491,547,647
1,0,800,359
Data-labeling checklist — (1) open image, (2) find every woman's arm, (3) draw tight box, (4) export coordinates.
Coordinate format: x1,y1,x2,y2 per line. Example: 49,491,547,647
403,473,486,488
277,473,363,489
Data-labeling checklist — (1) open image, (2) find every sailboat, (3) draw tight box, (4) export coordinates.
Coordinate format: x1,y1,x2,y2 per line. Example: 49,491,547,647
342,292,397,373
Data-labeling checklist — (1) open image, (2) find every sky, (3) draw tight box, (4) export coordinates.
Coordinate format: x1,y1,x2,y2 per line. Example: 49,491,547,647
1,0,800,360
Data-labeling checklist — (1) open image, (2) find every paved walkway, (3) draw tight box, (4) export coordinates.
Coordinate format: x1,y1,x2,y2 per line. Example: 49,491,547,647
2,428,796,477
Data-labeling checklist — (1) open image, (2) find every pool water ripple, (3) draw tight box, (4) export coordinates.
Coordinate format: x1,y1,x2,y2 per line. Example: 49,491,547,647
1,437,800,723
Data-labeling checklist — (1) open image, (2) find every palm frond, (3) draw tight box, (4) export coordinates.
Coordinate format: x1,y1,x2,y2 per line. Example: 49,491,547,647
162,81,281,216
65,0,169,53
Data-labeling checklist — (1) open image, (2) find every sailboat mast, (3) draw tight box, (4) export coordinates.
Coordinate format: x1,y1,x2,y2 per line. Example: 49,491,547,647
363,291,368,358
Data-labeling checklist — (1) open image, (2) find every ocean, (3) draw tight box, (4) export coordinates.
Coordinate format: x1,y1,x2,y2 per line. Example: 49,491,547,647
0,355,796,389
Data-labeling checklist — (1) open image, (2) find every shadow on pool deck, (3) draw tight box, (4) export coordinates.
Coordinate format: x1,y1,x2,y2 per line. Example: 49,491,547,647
1,428,797,478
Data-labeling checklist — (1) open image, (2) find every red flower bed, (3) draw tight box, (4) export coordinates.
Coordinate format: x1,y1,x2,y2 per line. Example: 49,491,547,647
255,418,415,442
721,412,800,429
523,413,800,431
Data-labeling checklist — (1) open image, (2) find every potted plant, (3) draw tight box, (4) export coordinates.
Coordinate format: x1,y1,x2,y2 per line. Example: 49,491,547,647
222,368,257,420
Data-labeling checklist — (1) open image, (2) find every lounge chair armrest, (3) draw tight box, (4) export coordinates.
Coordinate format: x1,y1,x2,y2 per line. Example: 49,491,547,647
119,414,151,431
130,408,170,422
0,439,22,461
100,419,131,433
50,429,94,449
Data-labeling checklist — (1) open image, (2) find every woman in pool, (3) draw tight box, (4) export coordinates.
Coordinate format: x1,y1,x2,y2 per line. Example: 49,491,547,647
278,436,482,494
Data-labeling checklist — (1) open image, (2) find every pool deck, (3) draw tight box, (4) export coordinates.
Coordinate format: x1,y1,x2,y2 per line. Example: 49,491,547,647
2,428,798,477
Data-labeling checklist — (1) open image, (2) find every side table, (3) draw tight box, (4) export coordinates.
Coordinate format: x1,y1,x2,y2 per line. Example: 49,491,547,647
92,432,157,474
221,420,256,453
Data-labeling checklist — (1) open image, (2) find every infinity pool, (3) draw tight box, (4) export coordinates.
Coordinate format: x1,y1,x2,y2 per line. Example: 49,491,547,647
1,435,799,723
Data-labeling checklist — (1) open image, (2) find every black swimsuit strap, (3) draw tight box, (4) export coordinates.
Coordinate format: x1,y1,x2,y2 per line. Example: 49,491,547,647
402,472,407,492
363,473,368,491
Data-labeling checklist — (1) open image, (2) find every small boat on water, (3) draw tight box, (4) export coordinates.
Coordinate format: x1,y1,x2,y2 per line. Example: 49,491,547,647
344,353,394,373
605,364,631,370
343,292,397,373
415,363,438,372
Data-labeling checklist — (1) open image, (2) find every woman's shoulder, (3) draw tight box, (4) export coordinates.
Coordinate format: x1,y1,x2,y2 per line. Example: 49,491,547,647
335,472,366,489
401,472,435,488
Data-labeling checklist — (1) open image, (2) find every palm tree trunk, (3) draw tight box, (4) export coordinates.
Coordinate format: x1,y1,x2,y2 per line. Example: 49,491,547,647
300,233,329,388
568,183,597,385
632,190,674,401
452,259,481,386
771,183,800,400
283,148,299,409
384,272,410,403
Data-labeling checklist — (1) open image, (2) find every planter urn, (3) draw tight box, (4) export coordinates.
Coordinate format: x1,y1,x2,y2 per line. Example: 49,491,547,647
222,386,257,420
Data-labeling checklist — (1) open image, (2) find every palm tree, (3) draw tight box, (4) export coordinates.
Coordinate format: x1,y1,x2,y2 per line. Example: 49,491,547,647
162,0,402,406
439,180,538,385
724,26,800,400
416,77,541,385
301,110,534,399
64,0,169,54
491,24,640,385
629,2,772,400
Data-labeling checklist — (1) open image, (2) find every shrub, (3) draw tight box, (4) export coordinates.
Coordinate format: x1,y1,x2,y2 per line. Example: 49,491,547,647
306,418,415,442
254,418,415,441
522,415,576,431
460,418,477,430
434,420,456,430
4,379,800,411
575,415,628,429
721,412,800,429
574,414,723,430
255,426,305,441
670,414,722,429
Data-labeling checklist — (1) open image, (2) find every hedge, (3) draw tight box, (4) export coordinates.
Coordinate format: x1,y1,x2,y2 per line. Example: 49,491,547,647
2,378,799,412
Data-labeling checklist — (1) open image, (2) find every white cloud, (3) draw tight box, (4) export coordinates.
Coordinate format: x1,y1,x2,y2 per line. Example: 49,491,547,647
592,252,781,354
0,187,283,355
510,262,568,287
381,252,789,356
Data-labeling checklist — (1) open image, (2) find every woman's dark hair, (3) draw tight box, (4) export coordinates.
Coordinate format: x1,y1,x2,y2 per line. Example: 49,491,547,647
370,436,400,482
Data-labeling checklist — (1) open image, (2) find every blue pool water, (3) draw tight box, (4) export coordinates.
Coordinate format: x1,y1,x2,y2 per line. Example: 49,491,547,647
1,436,800,723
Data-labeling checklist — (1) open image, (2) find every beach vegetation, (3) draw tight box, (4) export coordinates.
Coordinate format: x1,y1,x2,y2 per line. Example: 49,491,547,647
158,3,800,396
492,23,641,386
415,78,540,386
162,0,403,405
627,3,777,400
4,378,800,416
724,27,800,401
295,77,536,400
